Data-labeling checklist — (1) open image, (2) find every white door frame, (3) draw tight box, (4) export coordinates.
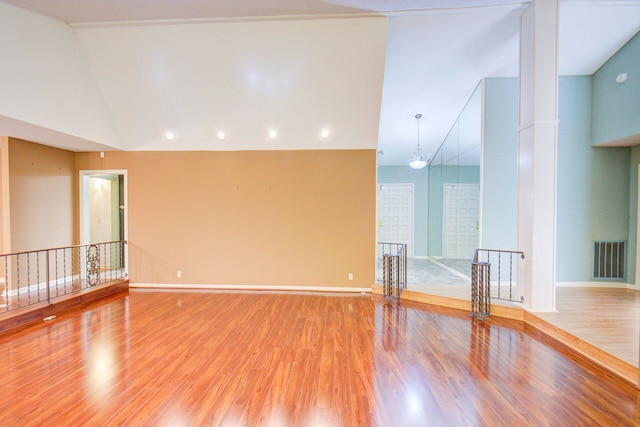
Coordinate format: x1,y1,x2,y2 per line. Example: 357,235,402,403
79,170,129,275
635,164,640,288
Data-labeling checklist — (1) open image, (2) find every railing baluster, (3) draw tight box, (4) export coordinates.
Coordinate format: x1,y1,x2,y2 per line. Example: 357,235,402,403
62,248,65,293
27,253,31,305
17,255,21,308
46,250,50,305
37,251,41,302
497,252,501,300
509,253,514,302
3,255,7,312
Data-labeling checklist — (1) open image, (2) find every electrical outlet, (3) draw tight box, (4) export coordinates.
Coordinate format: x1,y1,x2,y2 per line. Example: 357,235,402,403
348,273,353,281
177,270,182,278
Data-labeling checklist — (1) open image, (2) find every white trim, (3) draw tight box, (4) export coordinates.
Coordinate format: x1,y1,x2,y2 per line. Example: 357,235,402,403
70,4,530,29
518,119,560,132
427,256,471,280
413,256,428,260
129,283,372,293
636,163,640,287
478,79,485,249
556,281,637,290
4,274,80,297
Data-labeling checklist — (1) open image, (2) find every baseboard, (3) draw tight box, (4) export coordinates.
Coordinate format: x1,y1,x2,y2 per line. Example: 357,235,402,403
4,275,81,297
129,283,372,293
556,281,634,289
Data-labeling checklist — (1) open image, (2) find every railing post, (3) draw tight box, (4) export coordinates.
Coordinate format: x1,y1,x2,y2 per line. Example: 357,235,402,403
471,260,491,319
378,242,408,303
45,250,51,305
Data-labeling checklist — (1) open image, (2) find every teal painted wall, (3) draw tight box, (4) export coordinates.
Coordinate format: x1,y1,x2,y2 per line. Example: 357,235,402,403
377,166,428,256
557,76,630,282
592,31,640,145
481,78,518,250
483,76,631,282
627,146,640,284
556,76,593,282
427,165,480,256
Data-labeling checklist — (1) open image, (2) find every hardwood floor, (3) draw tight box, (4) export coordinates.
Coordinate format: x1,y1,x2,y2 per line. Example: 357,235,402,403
0,290,638,426
400,283,640,372
535,287,640,367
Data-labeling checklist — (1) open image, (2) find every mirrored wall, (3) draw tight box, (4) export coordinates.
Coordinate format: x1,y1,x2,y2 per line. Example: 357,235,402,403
427,83,482,274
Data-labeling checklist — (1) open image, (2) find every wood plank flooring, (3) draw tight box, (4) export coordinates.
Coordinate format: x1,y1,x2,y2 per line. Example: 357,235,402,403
402,283,640,370
0,290,638,426
535,287,640,367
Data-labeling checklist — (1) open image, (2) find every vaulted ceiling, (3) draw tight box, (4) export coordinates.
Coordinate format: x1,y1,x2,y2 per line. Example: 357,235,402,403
2,0,640,164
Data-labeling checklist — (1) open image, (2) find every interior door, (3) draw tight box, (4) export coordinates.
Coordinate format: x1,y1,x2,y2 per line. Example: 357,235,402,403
443,183,480,259
378,184,414,257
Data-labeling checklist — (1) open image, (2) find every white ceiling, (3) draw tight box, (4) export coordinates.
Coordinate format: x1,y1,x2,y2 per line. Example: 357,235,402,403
0,1,532,23
3,0,640,164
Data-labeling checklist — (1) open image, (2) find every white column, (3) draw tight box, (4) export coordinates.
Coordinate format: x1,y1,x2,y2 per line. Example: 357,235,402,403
517,0,559,312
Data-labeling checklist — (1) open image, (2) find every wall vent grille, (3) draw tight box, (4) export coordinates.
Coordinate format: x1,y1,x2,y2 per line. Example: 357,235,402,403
593,241,625,280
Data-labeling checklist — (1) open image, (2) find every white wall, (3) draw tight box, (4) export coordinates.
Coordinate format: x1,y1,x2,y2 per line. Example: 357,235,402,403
0,2,120,151
75,17,388,151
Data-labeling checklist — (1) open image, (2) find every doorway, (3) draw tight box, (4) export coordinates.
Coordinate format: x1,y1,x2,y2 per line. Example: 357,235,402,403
80,170,128,271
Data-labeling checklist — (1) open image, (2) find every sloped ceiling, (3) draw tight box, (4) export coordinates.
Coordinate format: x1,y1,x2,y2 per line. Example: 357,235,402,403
1,0,640,162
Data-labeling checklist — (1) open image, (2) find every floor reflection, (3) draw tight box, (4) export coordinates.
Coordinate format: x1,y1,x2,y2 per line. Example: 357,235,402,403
381,302,406,352
80,302,126,405
469,319,491,378
376,257,470,288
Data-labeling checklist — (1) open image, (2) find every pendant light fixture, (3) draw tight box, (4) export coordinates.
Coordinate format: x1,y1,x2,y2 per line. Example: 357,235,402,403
409,113,429,169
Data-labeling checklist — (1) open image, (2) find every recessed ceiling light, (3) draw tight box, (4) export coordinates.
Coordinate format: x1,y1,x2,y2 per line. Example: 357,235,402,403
268,129,278,139
321,129,330,138
165,131,174,140
217,131,226,140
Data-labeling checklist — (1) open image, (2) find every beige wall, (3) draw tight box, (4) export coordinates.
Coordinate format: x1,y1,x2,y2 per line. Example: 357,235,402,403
7,138,76,252
76,150,376,288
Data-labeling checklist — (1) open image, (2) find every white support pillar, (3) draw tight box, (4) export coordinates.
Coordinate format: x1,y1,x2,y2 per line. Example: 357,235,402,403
517,0,559,312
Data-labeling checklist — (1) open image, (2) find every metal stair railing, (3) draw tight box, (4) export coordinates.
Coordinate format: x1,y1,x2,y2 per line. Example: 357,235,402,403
470,248,524,319
0,240,128,313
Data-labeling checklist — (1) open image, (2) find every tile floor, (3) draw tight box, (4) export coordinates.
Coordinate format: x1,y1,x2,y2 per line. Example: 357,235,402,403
376,256,526,303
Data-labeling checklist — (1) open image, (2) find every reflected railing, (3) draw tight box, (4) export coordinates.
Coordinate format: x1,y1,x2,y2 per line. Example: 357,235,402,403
0,240,128,313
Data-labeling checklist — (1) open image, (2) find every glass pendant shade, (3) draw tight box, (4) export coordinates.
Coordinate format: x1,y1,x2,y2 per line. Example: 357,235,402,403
409,148,428,169
409,113,429,169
